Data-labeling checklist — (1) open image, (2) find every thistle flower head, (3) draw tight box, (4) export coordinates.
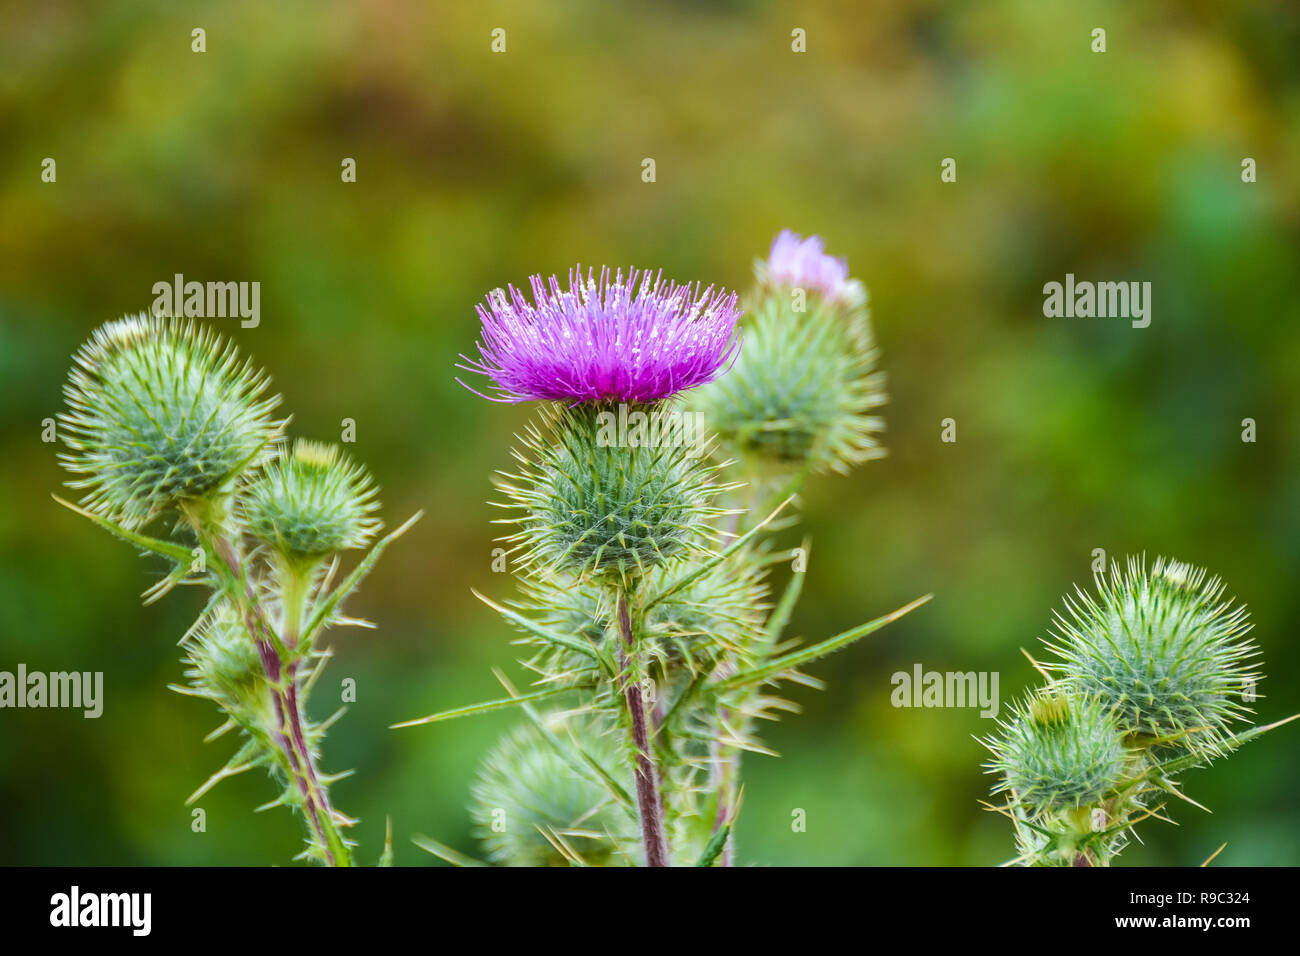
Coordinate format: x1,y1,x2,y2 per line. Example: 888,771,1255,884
1045,556,1261,759
984,691,1129,813
458,266,741,404
240,439,381,565
693,294,886,476
59,314,282,529
470,715,636,866
497,404,730,586
759,230,864,307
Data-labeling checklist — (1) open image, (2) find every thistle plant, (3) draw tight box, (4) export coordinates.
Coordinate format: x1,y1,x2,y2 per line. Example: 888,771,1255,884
406,238,929,867
55,313,418,866
983,556,1296,866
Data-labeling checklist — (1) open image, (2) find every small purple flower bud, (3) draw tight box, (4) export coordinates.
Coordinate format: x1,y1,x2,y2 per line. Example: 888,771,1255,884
763,229,857,305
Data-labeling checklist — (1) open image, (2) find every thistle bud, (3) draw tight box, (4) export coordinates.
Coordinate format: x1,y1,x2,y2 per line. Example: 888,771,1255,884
693,232,886,478
240,439,381,567
1046,556,1261,759
181,601,273,725
984,691,1129,813
59,314,282,529
470,716,636,867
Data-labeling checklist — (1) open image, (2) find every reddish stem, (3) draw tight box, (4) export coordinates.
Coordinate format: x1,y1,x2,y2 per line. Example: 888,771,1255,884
617,591,669,867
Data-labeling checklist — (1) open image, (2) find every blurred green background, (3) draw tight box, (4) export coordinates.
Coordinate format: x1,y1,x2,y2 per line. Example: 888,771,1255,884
2,0,1298,866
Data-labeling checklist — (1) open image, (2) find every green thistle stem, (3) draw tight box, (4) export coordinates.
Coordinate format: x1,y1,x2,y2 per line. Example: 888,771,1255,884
210,532,352,866
616,590,670,867
708,660,738,867
280,563,312,649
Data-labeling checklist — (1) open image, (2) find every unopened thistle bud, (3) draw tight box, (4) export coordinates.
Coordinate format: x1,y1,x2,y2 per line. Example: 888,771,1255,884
694,231,886,478
1046,556,1261,759
470,716,636,867
984,691,1129,813
241,439,381,567
59,314,282,529
180,600,273,725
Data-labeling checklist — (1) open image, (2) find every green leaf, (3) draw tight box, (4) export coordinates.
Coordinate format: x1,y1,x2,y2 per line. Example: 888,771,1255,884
696,823,731,867
714,593,933,690
757,538,809,657
1147,713,1300,778
300,510,422,647
390,684,576,729
471,589,604,664
378,817,394,867
411,834,488,867
52,494,192,562
493,669,635,812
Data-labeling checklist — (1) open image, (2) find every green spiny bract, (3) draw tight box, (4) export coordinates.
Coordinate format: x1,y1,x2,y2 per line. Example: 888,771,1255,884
514,552,770,703
692,286,885,479
241,439,381,567
59,313,282,529
1046,556,1260,760
180,599,273,722
640,554,769,677
984,691,1129,813
496,402,730,586
470,715,637,866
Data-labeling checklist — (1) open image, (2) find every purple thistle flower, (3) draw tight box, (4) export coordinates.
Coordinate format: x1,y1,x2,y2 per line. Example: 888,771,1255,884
764,230,853,303
458,266,741,404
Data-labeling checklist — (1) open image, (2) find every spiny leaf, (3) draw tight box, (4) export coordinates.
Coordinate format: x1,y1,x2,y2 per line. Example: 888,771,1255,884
757,538,809,656
53,494,193,563
714,593,932,690
186,746,266,805
492,669,635,811
471,588,605,665
379,817,394,867
391,684,576,729
412,834,488,867
644,496,793,610
1148,713,1300,778
696,822,731,867
300,510,422,647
